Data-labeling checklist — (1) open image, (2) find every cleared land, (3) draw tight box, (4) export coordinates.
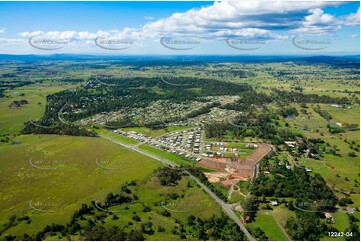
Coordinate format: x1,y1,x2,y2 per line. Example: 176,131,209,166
0,135,160,239
0,83,78,135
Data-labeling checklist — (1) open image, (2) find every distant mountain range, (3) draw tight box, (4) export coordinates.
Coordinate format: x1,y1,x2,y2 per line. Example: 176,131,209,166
0,54,359,65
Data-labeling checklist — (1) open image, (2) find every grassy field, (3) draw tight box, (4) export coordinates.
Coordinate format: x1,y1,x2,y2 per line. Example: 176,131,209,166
295,132,360,204
287,103,360,205
332,212,351,232
95,128,139,145
121,126,195,137
43,172,223,241
250,209,290,241
0,135,161,239
320,104,360,126
235,64,359,99
138,144,195,166
104,176,221,240
291,103,329,130
211,142,255,158
0,82,78,135
228,191,244,204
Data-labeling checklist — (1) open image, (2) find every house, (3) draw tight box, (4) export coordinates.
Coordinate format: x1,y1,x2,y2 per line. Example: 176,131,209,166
347,208,355,214
284,141,297,148
246,143,258,149
270,201,278,206
324,212,335,223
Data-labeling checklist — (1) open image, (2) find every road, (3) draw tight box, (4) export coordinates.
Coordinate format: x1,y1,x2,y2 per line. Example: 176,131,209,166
99,133,255,241
184,170,255,241
252,143,275,180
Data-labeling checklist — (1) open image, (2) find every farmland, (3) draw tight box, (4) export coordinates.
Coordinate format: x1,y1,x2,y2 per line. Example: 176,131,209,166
0,55,359,241
0,82,78,136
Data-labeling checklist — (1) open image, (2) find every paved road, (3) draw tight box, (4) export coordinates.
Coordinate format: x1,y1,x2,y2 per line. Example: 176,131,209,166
99,133,255,241
184,170,255,241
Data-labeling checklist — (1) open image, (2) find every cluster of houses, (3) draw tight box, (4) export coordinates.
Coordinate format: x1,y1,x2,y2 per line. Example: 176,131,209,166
200,142,256,158
80,96,246,129
115,129,203,162
246,143,258,149
191,131,202,153
156,128,203,152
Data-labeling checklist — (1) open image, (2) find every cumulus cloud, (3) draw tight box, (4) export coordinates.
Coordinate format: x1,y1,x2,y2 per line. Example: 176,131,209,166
344,8,360,26
291,8,342,35
3,0,357,53
138,0,341,39
19,30,110,39
0,28,5,34
304,8,337,25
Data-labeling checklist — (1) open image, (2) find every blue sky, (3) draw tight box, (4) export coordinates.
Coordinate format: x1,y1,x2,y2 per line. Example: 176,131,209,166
0,1,359,55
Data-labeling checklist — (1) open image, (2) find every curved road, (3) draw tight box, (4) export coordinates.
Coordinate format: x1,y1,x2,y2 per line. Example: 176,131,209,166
99,133,255,241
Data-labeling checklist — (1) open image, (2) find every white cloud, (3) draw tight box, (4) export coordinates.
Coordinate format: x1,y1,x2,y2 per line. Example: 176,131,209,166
1,0,357,54
18,30,110,39
344,8,360,26
15,1,350,41
291,8,342,35
0,28,5,34
138,0,341,39
208,28,287,41
304,8,336,26
19,30,44,37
